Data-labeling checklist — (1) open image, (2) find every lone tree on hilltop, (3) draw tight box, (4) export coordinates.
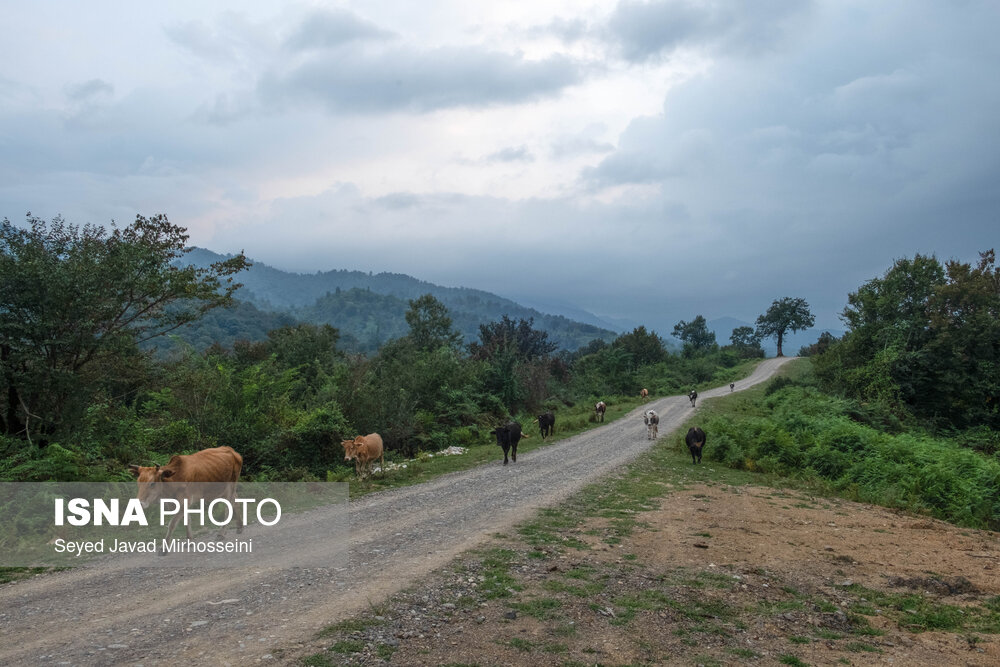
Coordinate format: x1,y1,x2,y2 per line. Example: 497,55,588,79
755,297,815,357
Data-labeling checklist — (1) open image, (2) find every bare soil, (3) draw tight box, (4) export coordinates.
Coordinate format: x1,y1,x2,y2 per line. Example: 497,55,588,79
295,484,1000,666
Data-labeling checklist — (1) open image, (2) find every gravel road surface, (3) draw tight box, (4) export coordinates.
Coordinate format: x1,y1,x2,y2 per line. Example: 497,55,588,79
0,357,793,666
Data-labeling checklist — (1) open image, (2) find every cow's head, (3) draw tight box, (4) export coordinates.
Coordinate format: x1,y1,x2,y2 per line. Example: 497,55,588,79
341,439,359,462
128,464,175,509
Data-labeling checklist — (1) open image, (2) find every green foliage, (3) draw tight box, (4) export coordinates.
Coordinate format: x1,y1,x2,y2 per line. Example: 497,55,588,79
756,297,815,357
695,365,1000,529
405,294,463,352
672,315,719,357
0,213,248,442
0,216,789,482
816,250,999,431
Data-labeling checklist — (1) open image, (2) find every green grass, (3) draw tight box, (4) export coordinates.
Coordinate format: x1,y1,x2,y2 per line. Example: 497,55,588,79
841,582,1000,633
328,639,364,654
510,596,562,620
300,653,335,667
0,566,56,585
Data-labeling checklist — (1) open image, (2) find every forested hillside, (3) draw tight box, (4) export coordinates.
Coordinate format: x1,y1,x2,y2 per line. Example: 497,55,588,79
179,247,616,353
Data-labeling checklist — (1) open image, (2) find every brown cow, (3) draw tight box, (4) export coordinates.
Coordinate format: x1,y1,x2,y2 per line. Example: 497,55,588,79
640,388,649,398
595,401,607,422
342,433,385,479
128,446,244,540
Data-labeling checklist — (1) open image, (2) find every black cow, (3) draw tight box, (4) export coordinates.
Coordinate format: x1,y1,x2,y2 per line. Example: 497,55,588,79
685,427,706,464
491,422,525,465
688,390,698,407
537,412,555,439
595,401,606,422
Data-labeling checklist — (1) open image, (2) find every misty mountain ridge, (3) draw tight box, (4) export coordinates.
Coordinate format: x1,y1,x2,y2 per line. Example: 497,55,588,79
178,248,617,353
177,248,839,356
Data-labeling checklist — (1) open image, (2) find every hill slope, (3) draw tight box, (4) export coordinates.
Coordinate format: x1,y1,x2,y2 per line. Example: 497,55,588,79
179,248,617,352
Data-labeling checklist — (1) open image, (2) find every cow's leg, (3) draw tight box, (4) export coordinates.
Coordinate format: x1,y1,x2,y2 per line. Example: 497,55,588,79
512,442,517,463
503,444,509,465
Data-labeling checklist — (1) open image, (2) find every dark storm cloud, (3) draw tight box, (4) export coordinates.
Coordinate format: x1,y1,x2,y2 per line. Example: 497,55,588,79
283,8,395,51
574,0,1000,329
605,0,812,61
258,47,581,113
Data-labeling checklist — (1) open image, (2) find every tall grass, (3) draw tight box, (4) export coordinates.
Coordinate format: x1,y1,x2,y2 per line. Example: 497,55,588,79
682,361,1000,530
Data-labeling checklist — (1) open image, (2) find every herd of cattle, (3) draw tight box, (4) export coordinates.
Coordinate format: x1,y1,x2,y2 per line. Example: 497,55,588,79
128,389,711,535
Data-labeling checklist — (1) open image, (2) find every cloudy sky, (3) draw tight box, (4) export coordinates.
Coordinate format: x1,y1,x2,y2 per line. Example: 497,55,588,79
2,0,998,336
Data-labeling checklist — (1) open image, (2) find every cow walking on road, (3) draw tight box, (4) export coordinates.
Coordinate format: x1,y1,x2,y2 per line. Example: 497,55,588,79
643,410,659,440
491,422,527,465
129,446,244,541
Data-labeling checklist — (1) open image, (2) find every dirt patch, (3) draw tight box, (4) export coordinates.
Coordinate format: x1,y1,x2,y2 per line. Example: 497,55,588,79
292,484,1000,666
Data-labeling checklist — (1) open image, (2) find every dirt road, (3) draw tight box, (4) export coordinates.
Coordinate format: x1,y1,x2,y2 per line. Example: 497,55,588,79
0,357,793,666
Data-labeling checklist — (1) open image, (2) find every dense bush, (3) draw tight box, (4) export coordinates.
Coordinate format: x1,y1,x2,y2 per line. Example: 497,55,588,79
696,376,1000,530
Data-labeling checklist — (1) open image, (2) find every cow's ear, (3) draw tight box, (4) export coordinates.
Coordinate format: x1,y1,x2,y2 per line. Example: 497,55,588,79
160,469,174,479
128,464,140,477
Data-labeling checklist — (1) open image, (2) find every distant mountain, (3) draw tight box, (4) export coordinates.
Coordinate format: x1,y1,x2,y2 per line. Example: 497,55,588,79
708,317,843,357
179,248,617,353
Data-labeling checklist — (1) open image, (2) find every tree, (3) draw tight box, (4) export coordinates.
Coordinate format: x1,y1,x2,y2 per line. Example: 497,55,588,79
469,316,556,412
672,315,718,357
814,251,999,430
815,255,945,408
920,250,1000,428
728,325,764,359
612,326,666,368
405,293,462,351
469,315,556,362
755,297,815,357
0,213,248,441
799,331,837,357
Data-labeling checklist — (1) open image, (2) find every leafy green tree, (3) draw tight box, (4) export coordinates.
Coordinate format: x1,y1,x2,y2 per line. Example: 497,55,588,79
469,316,556,412
672,315,718,357
613,326,666,368
920,250,1000,428
728,325,764,358
405,293,462,351
469,316,556,362
0,214,248,442
755,297,815,357
815,255,945,408
799,331,837,357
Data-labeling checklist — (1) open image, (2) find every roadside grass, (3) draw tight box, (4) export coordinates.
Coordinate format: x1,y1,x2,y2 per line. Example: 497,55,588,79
0,566,54,585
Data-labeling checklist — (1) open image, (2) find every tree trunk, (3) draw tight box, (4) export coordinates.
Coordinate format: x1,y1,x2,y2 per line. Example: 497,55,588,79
776,332,784,357
1,344,25,435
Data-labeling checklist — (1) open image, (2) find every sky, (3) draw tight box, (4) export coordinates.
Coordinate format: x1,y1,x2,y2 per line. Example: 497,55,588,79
2,0,998,336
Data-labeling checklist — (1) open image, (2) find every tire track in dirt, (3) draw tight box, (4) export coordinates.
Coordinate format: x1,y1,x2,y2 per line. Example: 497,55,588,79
0,357,793,665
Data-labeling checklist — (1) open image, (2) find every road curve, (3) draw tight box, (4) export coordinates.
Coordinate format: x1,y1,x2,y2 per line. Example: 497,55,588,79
0,357,794,666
